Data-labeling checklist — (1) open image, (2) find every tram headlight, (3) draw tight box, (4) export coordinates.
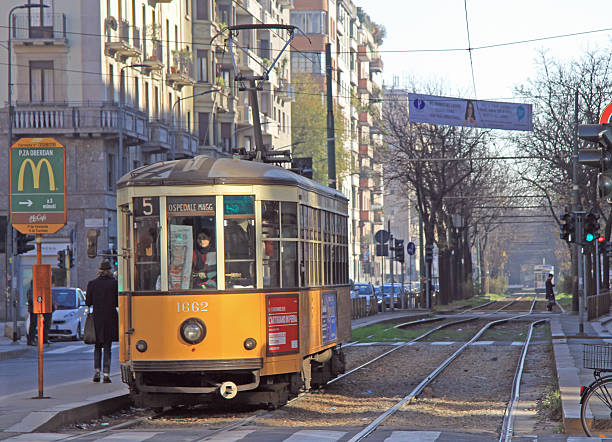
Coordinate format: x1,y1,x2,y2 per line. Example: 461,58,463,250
244,337,257,350
180,318,206,344
135,340,148,352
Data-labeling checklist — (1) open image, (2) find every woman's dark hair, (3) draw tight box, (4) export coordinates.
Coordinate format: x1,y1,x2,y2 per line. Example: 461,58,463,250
197,229,211,242
464,100,475,120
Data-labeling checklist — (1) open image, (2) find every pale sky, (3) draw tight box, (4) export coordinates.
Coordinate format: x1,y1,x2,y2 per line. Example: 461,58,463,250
355,0,612,102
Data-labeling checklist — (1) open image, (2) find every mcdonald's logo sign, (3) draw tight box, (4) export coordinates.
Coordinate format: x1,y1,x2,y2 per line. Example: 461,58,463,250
17,158,56,192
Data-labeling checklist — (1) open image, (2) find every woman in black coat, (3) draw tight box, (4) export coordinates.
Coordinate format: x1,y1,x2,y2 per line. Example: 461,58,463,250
86,260,118,383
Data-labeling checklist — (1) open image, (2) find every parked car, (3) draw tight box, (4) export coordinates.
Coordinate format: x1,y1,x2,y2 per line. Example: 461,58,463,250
26,287,88,341
351,283,376,310
381,283,405,310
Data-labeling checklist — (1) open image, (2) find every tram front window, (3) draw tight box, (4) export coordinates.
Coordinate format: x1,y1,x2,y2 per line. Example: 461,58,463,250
167,196,217,290
224,196,255,288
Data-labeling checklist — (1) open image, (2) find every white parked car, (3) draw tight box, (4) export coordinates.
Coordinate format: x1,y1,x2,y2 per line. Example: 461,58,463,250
26,287,88,341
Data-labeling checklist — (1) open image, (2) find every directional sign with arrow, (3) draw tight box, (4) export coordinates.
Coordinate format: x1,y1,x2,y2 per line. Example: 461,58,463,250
10,138,66,235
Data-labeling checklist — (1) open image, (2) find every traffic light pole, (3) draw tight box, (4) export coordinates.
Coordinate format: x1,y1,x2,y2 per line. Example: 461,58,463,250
576,212,585,334
573,91,584,334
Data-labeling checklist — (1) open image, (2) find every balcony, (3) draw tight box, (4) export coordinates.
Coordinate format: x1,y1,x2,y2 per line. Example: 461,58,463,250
359,143,373,157
360,210,372,222
357,45,370,62
143,40,164,71
149,0,174,4
358,110,372,126
172,128,199,158
238,105,253,127
142,120,171,153
167,51,194,89
358,78,371,94
360,176,373,188
12,13,67,45
238,49,263,77
370,56,383,73
6,101,147,142
105,20,141,60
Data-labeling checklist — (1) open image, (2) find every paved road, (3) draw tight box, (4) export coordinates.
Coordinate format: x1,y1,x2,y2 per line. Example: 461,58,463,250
0,340,119,398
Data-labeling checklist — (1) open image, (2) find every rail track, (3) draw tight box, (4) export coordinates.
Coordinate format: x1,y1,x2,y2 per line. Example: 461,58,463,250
57,293,547,440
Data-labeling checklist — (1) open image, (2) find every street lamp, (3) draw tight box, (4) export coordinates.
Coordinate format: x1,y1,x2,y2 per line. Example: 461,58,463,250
171,88,218,160
118,63,148,177
6,3,49,341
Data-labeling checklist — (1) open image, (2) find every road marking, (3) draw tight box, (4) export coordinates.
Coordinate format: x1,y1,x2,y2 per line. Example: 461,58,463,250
46,344,84,354
84,343,120,353
201,430,255,441
384,431,441,441
284,429,346,441
97,432,159,441
3,434,70,441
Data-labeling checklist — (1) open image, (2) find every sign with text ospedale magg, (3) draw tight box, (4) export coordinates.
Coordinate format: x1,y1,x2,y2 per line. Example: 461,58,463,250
10,138,66,235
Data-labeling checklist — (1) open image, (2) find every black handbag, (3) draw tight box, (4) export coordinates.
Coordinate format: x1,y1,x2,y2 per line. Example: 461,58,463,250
84,311,96,344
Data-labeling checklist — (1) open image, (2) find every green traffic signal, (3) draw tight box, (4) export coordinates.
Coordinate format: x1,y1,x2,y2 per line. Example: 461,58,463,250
586,233,595,242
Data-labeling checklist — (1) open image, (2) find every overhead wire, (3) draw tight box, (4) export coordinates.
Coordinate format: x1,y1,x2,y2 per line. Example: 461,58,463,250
463,0,478,99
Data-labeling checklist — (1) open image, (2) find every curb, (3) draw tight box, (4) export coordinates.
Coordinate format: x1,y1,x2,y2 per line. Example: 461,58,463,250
6,393,132,434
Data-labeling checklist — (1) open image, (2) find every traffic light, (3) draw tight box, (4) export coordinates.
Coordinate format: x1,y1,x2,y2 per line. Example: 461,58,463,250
394,239,404,262
578,124,612,200
57,250,66,269
560,211,575,243
66,247,74,269
111,247,118,268
15,232,35,255
87,229,99,259
425,244,434,262
584,210,601,243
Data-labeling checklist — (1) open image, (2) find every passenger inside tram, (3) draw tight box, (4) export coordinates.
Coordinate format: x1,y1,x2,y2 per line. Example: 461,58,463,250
191,230,217,289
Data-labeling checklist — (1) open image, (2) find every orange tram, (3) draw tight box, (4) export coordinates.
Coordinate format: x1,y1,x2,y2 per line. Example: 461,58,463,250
115,155,351,408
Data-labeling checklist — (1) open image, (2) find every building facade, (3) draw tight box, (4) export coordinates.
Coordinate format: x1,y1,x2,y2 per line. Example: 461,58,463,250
290,0,384,284
0,0,294,321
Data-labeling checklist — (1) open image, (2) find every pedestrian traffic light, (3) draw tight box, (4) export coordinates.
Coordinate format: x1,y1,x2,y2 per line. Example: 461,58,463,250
57,250,66,269
560,211,575,243
578,124,612,201
66,247,74,269
394,239,404,262
584,210,600,243
15,232,35,255
111,247,118,268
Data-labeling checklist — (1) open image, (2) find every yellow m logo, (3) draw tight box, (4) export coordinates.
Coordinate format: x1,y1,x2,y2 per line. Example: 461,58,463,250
17,158,56,191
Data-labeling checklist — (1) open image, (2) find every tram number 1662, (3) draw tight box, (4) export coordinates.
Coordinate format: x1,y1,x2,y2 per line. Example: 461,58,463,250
177,301,209,313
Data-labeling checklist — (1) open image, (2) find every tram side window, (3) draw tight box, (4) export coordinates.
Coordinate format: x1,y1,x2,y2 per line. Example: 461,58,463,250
224,196,255,288
281,202,298,287
167,196,217,290
133,197,161,291
262,201,280,288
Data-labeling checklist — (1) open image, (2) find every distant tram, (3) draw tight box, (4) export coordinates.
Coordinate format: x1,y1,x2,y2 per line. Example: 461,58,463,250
534,264,554,294
115,156,351,408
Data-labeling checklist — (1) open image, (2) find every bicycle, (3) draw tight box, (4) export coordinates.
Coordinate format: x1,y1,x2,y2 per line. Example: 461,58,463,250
580,344,612,436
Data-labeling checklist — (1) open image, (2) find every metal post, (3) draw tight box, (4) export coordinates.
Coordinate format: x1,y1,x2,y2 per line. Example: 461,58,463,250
426,254,431,309
381,249,385,313
577,213,584,333
325,43,336,189
583,248,587,325
118,67,124,178
36,234,43,398
596,240,601,319
574,90,584,333
7,7,15,342
249,80,265,159
409,253,413,308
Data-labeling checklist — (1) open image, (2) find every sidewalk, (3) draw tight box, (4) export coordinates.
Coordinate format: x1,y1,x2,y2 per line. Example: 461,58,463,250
552,310,612,435
0,310,425,436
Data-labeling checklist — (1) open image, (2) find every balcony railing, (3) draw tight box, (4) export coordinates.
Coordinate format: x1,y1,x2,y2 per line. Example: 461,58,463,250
168,52,194,88
358,78,371,94
358,110,372,126
6,102,148,141
370,56,383,73
12,13,66,43
357,45,370,62
105,20,141,59
172,128,199,158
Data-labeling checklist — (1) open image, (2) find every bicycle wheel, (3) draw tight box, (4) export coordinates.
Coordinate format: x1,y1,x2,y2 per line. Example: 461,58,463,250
581,378,612,437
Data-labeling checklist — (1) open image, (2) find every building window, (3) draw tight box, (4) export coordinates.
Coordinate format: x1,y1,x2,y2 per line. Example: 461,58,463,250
198,112,209,145
221,123,232,152
134,77,139,108
29,61,54,102
196,0,208,20
107,63,114,102
197,50,208,82
290,10,327,35
107,153,115,191
290,52,324,75
28,0,53,35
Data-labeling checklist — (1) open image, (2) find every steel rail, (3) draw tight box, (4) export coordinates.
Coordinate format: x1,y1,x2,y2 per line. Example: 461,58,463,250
499,318,547,442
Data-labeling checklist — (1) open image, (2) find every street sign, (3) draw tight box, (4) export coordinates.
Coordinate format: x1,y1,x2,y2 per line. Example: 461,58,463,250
600,102,612,124
374,229,390,244
407,241,416,256
10,138,66,235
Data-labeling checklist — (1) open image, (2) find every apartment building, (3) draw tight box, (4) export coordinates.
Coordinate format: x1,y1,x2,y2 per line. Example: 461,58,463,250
192,0,293,156
290,0,384,283
0,0,196,319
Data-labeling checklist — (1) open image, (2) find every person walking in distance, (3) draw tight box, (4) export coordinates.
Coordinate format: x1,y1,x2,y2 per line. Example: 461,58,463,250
545,273,555,312
86,260,119,383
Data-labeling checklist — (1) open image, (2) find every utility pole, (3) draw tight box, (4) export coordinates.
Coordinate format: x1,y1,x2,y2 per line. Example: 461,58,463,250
325,43,336,189
573,90,584,334
389,220,394,311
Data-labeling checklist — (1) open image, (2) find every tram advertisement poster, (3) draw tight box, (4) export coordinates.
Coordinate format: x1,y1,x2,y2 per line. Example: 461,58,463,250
169,225,193,289
321,292,337,344
266,295,299,355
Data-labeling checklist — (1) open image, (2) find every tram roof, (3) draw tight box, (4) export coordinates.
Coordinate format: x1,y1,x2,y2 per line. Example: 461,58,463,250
117,155,347,201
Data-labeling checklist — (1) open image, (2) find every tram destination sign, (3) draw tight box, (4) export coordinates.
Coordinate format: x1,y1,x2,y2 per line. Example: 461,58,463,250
10,138,66,234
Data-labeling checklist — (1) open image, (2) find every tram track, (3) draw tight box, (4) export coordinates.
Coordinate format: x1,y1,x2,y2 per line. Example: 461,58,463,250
58,294,546,440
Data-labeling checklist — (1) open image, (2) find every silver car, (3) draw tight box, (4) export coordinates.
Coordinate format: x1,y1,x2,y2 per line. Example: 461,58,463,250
26,287,88,341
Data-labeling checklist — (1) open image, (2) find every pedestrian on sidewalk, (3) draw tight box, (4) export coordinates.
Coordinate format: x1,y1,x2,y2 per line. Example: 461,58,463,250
86,260,118,383
545,273,555,312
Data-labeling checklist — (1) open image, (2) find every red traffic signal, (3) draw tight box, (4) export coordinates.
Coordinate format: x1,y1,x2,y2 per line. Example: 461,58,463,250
598,236,606,243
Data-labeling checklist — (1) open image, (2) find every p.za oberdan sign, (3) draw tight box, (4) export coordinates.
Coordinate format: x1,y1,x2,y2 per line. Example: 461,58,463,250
408,93,533,131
